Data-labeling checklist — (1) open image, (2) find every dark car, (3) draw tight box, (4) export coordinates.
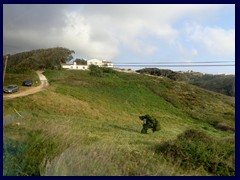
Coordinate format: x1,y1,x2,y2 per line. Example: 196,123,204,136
22,80,33,86
3,85,19,93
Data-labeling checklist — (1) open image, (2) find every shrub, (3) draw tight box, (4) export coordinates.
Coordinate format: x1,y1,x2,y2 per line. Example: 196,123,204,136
89,65,104,77
155,129,235,176
102,67,116,74
89,65,116,77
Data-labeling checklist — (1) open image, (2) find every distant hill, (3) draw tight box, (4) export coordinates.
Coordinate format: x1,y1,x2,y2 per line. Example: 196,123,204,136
3,47,75,72
136,68,235,97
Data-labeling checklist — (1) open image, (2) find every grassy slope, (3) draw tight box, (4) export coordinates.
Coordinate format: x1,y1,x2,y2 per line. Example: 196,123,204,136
3,70,40,90
3,70,235,176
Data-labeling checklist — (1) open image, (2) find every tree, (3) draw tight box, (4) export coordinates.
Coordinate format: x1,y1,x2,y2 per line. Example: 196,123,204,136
75,59,87,65
4,47,75,72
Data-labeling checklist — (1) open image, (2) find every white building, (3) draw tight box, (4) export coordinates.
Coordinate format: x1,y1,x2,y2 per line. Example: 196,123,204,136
102,60,113,68
62,59,113,70
87,59,103,67
62,62,88,70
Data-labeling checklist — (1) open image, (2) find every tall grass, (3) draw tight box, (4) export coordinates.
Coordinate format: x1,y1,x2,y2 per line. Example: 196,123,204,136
3,127,65,176
3,70,235,176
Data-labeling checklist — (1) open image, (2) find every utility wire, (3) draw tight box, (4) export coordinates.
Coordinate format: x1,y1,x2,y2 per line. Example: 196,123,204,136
113,64,235,67
114,61,235,65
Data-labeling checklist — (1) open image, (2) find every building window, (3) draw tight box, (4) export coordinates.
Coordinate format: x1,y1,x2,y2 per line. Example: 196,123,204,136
83,66,85,69
71,66,73,69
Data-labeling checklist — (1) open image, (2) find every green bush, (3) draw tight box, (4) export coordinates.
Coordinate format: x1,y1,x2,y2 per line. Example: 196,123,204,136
102,67,116,74
155,129,235,176
89,65,104,77
89,65,116,77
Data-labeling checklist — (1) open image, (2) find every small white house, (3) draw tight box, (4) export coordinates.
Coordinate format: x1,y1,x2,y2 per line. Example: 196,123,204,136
62,59,113,70
62,62,88,70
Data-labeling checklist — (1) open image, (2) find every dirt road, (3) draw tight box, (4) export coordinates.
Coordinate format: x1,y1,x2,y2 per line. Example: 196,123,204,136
3,71,49,100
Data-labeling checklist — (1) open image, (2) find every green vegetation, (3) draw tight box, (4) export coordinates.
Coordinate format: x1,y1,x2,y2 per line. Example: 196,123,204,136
137,68,187,81
89,64,116,77
4,129,63,176
3,69,235,176
3,70,40,88
156,129,235,176
188,74,235,97
3,47,75,72
137,68,235,96
74,58,87,65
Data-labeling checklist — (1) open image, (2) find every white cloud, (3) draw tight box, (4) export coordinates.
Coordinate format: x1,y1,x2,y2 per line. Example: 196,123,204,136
172,41,198,58
3,4,234,62
75,4,225,58
61,12,119,59
185,23,235,57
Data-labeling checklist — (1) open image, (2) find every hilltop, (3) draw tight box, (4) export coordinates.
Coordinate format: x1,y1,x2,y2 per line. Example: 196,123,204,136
3,68,235,176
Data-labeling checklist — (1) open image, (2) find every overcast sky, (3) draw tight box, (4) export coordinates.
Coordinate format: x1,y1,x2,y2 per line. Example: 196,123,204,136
3,4,235,74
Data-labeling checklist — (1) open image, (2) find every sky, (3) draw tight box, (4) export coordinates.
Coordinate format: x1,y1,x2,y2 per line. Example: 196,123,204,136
3,4,235,74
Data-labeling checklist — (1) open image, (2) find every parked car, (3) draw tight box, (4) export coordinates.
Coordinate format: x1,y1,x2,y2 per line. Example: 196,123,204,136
3,85,19,93
22,79,33,86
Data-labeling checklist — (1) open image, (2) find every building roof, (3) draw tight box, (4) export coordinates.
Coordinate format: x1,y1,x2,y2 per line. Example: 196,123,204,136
61,63,87,66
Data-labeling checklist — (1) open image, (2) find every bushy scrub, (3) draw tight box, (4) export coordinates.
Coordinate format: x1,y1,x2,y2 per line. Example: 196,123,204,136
89,65,104,77
155,129,235,176
89,65,116,77
102,67,116,74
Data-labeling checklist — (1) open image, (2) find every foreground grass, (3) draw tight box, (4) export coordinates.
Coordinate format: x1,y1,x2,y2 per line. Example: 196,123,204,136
3,70,235,176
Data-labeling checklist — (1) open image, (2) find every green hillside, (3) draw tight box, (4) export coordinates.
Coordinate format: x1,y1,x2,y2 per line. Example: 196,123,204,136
3,69,235,176
136,68,235,97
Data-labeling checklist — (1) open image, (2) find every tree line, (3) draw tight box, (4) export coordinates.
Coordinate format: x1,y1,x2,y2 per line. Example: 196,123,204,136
3,47,75,73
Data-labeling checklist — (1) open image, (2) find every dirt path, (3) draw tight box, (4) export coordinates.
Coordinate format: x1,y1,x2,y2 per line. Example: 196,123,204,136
3,71,49,100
